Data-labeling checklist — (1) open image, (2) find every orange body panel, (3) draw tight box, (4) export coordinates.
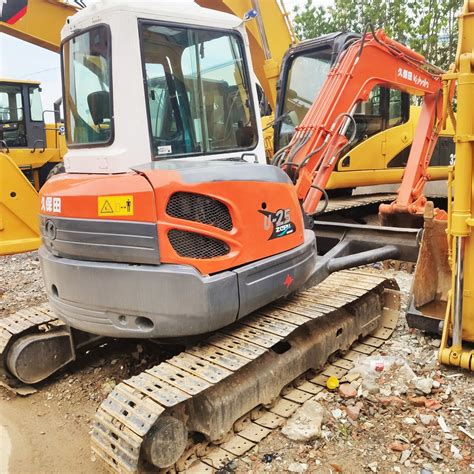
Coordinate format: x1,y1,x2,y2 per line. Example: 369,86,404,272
39,169,304,276
40,173,157,222
142,169,304,275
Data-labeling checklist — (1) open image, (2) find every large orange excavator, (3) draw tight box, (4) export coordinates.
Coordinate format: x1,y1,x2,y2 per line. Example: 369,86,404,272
273,27,447,224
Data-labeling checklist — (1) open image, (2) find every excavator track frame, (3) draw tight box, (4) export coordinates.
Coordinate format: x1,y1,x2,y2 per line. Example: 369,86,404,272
90,270,400,472
0,304,62,386
0,304,102,386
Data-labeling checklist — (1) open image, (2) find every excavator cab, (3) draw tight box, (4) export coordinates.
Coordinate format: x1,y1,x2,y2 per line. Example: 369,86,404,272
0,80,45,150
38,2,319,338
274,32,359,151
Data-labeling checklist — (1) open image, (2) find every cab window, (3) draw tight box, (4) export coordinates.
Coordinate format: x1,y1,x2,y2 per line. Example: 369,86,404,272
0,84,26,147
277,48,332,149
0,85,23,122
140,22,257,158
29,86,43,122
352,87,409,146
63,25,113,146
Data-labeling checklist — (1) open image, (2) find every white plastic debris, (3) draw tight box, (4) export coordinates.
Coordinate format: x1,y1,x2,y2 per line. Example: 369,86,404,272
438,415,451,433
459,426,474,440
347,356,417,383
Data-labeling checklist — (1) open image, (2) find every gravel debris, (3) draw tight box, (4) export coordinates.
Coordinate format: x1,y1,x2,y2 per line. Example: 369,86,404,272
0,252,46,315
1,255,473,473
234,267,474,473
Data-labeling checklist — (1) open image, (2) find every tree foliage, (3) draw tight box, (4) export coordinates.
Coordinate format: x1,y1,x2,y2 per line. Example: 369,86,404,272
293,0,463,69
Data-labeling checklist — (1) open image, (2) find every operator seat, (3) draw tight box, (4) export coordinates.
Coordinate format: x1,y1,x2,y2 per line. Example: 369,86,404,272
87,91,111,126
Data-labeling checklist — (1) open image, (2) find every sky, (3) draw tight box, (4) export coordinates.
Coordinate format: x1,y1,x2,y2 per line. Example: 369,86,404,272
0,0,333,111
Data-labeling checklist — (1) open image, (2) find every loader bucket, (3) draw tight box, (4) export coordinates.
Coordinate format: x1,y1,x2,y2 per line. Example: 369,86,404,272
406,204,450,334
0,152,41,255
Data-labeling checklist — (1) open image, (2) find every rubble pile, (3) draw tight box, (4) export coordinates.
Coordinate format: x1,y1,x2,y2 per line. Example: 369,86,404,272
235,270,473,473
0,252,45,314
1,251,472,473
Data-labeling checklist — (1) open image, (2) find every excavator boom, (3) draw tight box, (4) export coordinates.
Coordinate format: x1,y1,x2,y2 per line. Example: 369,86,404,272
274,29,445,219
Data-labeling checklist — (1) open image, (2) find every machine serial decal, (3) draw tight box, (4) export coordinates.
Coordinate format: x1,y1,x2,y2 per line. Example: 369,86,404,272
98,195,134,216
259,207,296,240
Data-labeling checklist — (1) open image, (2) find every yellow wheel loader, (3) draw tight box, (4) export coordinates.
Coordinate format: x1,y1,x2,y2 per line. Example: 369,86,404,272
0,0,75,255
0,79,66,254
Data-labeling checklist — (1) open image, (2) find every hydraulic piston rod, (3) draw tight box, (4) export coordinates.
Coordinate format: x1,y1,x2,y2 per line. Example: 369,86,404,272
452,236,465,348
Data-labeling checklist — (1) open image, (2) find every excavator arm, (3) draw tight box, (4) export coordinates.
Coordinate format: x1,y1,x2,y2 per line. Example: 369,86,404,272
379,78,455,225
0,0,77,52
197,0,296,109
273,29,445,217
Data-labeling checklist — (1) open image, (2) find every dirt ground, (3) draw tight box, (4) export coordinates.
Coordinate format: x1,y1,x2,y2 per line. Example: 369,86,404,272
0,252,473,474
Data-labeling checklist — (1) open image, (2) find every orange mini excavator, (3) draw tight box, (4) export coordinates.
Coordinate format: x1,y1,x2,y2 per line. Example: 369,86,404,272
273,26,448,226
32,13,425,345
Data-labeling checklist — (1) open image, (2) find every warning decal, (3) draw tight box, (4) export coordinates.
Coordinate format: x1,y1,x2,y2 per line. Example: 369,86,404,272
98,195,134,216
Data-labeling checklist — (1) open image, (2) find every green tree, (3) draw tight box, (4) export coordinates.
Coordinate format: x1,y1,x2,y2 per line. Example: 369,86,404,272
292,0,463,69
293,0,335,39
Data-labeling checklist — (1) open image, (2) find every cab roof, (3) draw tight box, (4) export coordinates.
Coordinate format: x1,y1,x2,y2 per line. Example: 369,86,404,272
0,78,41,86
62,0,243,38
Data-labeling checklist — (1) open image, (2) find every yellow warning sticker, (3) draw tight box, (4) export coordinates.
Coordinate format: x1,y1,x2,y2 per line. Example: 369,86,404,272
98,195,134,216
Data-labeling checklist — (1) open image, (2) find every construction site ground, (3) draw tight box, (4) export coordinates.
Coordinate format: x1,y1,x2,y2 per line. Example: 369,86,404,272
0,251,473,474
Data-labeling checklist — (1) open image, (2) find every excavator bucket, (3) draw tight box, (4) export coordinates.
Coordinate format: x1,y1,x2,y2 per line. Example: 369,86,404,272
378,206,425,229
0,152,41,255
406,203,450,334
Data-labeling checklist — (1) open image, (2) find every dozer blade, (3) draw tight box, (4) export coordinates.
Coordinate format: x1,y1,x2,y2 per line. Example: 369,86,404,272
0,152,41,255
91,271,400,473
406,208,451,334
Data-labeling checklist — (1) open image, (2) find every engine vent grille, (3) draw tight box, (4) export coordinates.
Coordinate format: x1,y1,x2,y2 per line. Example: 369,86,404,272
168,230,230,259
166,192,232,231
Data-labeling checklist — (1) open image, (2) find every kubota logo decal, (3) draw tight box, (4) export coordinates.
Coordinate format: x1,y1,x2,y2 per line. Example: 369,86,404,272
397,67,430,89
41,196,61,213
259,206,296,240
